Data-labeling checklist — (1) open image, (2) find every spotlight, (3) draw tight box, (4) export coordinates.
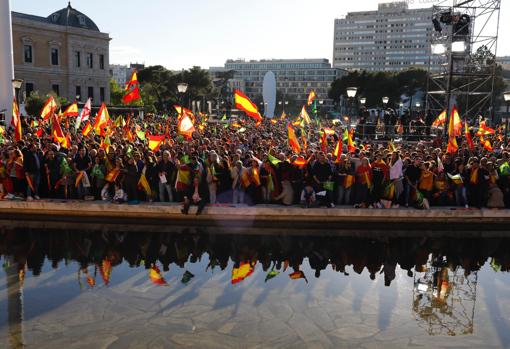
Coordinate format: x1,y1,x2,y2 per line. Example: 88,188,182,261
452,41,466,53
432,43,446,55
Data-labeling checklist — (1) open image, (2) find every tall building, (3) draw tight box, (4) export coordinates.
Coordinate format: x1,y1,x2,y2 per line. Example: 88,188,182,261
333,2,442,72
109,63,145,87
12,3,111,105
212,58,344,108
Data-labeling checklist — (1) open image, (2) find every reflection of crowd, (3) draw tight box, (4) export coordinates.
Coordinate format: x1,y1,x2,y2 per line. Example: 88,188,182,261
4,111,510,211
1,229,510,287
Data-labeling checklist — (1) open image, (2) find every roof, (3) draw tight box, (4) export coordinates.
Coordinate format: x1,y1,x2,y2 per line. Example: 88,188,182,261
12,2,100,32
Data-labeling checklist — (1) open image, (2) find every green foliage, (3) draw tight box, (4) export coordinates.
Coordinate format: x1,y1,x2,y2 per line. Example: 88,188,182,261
24,91,46,117
110,79,124,106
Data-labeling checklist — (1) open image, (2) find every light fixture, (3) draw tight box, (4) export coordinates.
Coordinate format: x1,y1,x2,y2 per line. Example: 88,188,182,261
359,97,366,105
285,101,289,105
177,83,188,93
399,102,404,108
346,87,357,98
504,91,510,102
319,100,324,105
416,102,421,108
431,43,446,55
11,79,23,89
451,41,466,53
382,96,389,105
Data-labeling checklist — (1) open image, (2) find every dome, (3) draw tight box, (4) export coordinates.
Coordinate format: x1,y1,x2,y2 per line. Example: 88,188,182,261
47,2,100,32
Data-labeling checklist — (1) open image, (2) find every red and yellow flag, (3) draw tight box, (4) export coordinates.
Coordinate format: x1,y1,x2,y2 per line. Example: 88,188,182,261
293,156,307,168
12,98,22,141
480,136,493,152
63,102,79,117
100,135,111,154
41,95,57,121
447,109,458,153
287,123,301,154
149,264,167,286
299,105,311,125
51,113,67,147
177,113,195,139
93,103,110,134
451,105,462,136
289,270,308,283
307,90,316,106
346,129,356,153
105,168,120,183
432,110,447,127
334,138,342,162
99,260,112,285
234,89,262,123
148,135,165,151
464,120,474,151
123,70,141,104
82,121,92,137
476,120,495,136
231,261,256,285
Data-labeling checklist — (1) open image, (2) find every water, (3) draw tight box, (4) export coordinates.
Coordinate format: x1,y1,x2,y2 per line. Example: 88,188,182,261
1,228,510,348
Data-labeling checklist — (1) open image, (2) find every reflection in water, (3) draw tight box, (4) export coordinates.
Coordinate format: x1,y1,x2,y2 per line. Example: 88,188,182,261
0,228,510,347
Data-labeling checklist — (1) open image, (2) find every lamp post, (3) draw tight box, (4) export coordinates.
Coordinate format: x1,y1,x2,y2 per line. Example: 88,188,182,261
504,91,510,144
346,87,358,124
177,82,188,112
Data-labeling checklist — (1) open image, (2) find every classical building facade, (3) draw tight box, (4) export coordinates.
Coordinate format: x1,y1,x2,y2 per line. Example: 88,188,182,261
333,2,442,72
12,3,111,105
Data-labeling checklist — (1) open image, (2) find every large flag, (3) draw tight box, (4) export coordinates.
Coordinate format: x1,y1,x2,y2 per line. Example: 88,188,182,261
345,128,356,153
51,113,68,148
287,123,301,154
93,103,110,134
177,113,195,139
451,105,462,136
12,98,22,141
447,109,458,153
234,89,262,123
432,110,446,127
75,98,92,130
41,95,58,121
231,262,256,285
63,102,79,117
122,70,141,104
476,120,495,136
464,120,474,151
307,90,316,106
299,105,311,125
148,135,165,151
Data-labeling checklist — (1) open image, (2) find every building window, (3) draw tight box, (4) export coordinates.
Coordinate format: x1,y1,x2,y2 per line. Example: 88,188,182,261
100,87,105,102
25,83,34,97
24,45,33,63
76,86,81,100
78,15,86,26
99,54,105,70
51,48,59,66
86,53,93,69
75,51,81,68
52,84,60,96
88,86,94,100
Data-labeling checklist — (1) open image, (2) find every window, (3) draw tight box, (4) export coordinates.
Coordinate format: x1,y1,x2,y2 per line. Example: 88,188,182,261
100,87,105,102
88,86,94,100
25,83,34,97
52,84,60,96
75,86,81,100
75,51,81,68
99,54,105,70
51,48,59,66
24,45,32,63
78,15,86,26
86,53,93,69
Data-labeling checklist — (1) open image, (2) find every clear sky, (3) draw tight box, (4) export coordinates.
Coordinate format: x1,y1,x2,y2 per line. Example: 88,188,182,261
10,0,510,70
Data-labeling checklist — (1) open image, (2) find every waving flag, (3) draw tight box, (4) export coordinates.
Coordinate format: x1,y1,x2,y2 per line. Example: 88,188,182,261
178,113,195,139
12,98,22,142
464,120,474,151
432,110,446,127
334,138,342,162
148,135,165,151
447,109,458,153
123,70,141,104
82,122,92,137
345,129,356,153
476,120,495,136
307,90,316,106
51,113,67,147
63,102,79,117
75,98,92,130
481,136,493,152
287,123,301,154
231,261,256,285
41,95,58,121
234,90,262,123
138,174,152,196
451,105,462,136
289,270,308,283
93,103,110,134
299,105,311,125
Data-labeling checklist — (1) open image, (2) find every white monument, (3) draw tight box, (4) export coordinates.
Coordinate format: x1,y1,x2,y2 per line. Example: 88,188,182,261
0,0,14,126
262,71,276,119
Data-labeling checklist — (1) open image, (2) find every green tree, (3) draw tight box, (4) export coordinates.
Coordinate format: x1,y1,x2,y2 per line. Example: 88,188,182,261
25,91,46,117
110,79,124,105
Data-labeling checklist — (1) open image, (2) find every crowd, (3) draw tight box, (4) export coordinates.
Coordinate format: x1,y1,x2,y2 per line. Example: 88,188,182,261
3,108,510,213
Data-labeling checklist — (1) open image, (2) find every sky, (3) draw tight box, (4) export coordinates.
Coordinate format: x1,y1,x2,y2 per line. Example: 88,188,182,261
10,0,510,70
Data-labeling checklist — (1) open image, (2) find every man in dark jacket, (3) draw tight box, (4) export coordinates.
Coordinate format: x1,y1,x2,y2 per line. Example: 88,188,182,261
24,142,42,200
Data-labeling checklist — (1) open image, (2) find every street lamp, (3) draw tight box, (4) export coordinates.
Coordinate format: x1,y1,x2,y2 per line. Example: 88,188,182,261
504,91,510,143
382,96,389,105
346,87,358,124
177,82,188,111
359,97,366,106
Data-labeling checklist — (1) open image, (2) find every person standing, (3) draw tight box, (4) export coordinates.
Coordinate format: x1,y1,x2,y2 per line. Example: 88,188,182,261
24,142,42,200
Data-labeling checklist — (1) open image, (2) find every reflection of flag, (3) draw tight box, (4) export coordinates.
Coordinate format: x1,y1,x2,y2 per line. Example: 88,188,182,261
288,123,301,154
41,95,57,121
234,89,262,122
148,135,165,151
307,90,316,106
289,270,308,283
149,265,167,285
123,70,141,104
231,261,256,284
299,105,311,124
432,110,446,127
181,270,195,284
63,102,79,117
99,259,112,285
265,269,280,282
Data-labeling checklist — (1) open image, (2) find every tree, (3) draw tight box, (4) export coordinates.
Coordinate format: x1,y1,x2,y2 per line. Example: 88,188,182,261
24,91,46,117
110,79,124,106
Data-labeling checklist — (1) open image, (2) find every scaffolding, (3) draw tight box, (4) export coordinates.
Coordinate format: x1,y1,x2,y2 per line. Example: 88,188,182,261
425,0,502,128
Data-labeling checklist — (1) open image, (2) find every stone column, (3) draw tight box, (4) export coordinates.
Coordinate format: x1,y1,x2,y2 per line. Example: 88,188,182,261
0,0,15,126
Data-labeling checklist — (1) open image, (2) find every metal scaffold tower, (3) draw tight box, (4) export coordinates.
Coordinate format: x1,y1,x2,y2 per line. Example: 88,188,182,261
425,0,502,126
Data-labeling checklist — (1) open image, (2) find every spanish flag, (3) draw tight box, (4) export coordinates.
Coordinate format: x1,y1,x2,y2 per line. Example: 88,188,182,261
451,105,462,136
105,168,120,183
251,167,261,186
240,170,251,188
138,174,152,196
12,98,22,141
41,95,57,121
346,129,356,153
51,112,67,147
93,103,110,134
287,123,301,154
177,113,195,139
476,120,495,136
148,135,165,151
231,261,256,285
334,138,342,162
123,70,141,104
82,121,92,137
63,102,79,117
481,136,493,152
447,109,458,153
299,105,311,125
307,90,316,106
75,171,85,188
464,120,474,151
293,156,307,168
149,264,167,286
432,109,447,127
99,259,112,285
100,135,111,154
234,89,262,123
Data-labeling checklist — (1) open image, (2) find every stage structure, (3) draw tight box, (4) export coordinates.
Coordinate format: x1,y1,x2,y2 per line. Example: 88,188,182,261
425,0,502,128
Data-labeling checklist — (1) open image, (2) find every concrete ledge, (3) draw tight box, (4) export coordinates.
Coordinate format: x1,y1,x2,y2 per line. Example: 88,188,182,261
0,200,508,232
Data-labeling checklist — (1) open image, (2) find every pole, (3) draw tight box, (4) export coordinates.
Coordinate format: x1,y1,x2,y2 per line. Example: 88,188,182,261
0,0,15,126
506,103,509,145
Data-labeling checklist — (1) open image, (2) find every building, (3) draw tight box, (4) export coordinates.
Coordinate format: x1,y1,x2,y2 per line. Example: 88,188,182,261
212,58,344,108
109,63,145,87
12,3,111,105
333,2,442,72
497,56,510,71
